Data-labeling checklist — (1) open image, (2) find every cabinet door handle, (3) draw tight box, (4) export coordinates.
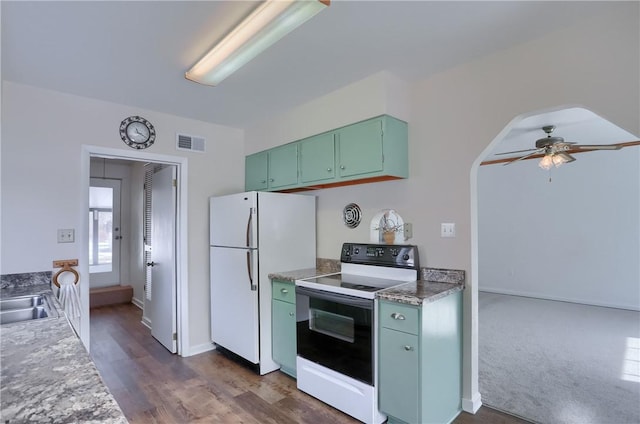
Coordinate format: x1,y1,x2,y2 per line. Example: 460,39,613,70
281,288,288,294
289,312,294,317
327,168,332,172
260,180,266,183
391,312,406,320
269,178,274,182
404,345,413,351
340,165,345,170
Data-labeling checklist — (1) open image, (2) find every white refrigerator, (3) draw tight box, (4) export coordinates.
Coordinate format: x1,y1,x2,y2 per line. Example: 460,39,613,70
209,191,316,375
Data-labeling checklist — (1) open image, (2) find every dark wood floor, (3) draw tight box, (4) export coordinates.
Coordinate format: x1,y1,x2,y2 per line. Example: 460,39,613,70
90,303,530,424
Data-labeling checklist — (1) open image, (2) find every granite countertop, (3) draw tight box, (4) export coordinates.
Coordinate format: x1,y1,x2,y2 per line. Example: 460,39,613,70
376,280,464,306
1,284,127,423
268,258,341,282
269,262,465,306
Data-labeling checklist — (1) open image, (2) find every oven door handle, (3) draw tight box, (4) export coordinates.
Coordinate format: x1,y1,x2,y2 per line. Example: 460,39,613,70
295,286,373,310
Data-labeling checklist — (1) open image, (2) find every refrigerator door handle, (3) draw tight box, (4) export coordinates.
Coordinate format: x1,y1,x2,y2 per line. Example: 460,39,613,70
246,250,257,291
245,209,252,248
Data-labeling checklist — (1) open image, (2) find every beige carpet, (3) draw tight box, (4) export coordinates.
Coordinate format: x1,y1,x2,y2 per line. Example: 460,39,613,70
479,292,640,424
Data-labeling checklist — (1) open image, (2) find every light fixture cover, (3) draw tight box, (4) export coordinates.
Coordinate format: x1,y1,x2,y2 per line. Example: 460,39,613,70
186,0,329,86
538,154,554,170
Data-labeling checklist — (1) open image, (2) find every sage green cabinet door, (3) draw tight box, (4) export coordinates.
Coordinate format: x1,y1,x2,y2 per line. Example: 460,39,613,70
337,118,383,178
245,151,268,191
268,144,299,189
300,133,336,183
272,299,297,377
379,328,419,424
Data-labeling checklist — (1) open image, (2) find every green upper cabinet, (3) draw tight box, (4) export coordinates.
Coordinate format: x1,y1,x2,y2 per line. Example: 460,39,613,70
300,132,336,184
245,144,299,191
245,151,268,191
244,114,408,192
268,143,299,190
336,118,384,178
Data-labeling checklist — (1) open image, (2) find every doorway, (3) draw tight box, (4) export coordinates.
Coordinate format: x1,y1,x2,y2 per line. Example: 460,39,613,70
79,145,189,356
88,157,178,354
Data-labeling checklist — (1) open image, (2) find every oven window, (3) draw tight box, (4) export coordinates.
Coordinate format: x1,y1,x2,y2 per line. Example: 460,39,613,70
297,290,374,385
309,308,355,343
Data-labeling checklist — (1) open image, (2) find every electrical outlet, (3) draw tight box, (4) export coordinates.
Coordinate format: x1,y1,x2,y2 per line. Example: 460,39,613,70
403,223,413,240
57,229,75,243
441,223,456,238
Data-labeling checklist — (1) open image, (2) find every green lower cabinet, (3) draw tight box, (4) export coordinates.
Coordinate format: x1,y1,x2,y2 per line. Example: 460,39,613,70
271,280,297,377
378,292,463,424
379,328,420,423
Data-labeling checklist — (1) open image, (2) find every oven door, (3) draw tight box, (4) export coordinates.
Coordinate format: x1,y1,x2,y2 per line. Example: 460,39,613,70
296,286,374,385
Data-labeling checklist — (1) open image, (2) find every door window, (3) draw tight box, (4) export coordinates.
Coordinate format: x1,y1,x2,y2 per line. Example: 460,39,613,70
89,186,113,273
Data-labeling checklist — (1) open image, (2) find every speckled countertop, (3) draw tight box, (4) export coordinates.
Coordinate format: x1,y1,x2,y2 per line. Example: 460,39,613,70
376,267,466,306
268,258,341,282
1,278,127,423
269,262,465,306
376,280,463,306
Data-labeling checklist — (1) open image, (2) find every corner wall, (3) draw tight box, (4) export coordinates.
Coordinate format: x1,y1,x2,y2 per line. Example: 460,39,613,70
245,4,639,411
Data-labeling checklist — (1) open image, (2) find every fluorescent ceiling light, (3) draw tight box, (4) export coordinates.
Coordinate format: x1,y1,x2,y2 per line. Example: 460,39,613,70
186,0,329,86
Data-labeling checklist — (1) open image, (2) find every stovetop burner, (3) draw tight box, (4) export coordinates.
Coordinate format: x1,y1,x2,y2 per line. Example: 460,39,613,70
296,243,420,299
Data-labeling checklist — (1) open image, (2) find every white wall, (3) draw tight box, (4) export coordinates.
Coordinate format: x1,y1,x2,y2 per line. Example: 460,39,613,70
478,149,640,310
1,82,245,350
245,4,639,411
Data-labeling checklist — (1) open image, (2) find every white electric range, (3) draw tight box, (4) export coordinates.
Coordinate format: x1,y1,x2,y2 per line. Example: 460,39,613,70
294,243,420,424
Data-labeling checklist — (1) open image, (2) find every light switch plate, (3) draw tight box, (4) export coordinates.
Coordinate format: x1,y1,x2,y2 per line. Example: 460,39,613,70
57,229,75,243
441,223,456,238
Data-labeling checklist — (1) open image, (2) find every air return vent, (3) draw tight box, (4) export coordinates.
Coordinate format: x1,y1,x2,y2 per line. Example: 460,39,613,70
176,133,205,152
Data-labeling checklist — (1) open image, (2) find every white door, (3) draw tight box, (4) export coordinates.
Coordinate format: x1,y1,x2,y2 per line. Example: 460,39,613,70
210,245,259,363
89,178,121,287
149,166,177,353
210,192,257,248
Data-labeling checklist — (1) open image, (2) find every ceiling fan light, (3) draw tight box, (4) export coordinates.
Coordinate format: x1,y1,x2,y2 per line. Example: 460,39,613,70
538,154,554,170
553,152,576,167
186,0,329,86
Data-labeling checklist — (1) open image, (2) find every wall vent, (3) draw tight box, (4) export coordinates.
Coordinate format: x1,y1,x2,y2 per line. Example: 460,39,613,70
176,133,205,152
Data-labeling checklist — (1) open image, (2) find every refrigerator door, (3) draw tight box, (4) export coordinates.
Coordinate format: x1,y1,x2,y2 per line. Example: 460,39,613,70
210,192,258,248
210,246,259,363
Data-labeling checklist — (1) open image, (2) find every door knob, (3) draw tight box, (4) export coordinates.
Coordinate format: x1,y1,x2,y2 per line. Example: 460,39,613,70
146,262,156,267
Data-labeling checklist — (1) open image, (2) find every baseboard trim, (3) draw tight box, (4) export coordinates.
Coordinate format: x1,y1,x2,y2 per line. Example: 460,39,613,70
186,342,216,357
462,392,482,413
131,297,143,310
141,316,151,330
479,288,640,311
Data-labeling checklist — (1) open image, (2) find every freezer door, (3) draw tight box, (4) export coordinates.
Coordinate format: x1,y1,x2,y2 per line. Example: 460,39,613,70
210,246,259,363
210,192,258,248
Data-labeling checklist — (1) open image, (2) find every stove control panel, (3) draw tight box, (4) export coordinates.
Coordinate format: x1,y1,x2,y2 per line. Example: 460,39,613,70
341,243,420,270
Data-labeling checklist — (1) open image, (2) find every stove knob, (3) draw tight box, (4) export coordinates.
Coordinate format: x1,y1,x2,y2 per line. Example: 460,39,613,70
402,254,410,261
354,248,360,255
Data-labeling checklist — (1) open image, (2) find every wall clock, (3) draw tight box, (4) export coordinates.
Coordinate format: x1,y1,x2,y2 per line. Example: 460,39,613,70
119,116,156,149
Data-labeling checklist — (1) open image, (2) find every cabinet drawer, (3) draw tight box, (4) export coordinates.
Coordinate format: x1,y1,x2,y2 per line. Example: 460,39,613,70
272,280,296,304
379,301,419,335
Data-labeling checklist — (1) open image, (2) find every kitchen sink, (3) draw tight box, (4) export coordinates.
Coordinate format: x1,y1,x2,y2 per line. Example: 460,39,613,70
0,294,57,324
0,295,46,311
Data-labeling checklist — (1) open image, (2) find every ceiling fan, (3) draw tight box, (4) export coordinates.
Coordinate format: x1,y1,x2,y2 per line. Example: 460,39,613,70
483,125,640,168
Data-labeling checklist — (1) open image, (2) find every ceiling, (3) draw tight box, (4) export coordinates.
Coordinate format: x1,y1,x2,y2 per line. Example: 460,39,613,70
1,1,622,129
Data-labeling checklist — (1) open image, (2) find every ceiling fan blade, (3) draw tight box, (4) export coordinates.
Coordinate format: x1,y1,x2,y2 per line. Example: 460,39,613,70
495,148,539,155
572,144,623,151
503,150,545,165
